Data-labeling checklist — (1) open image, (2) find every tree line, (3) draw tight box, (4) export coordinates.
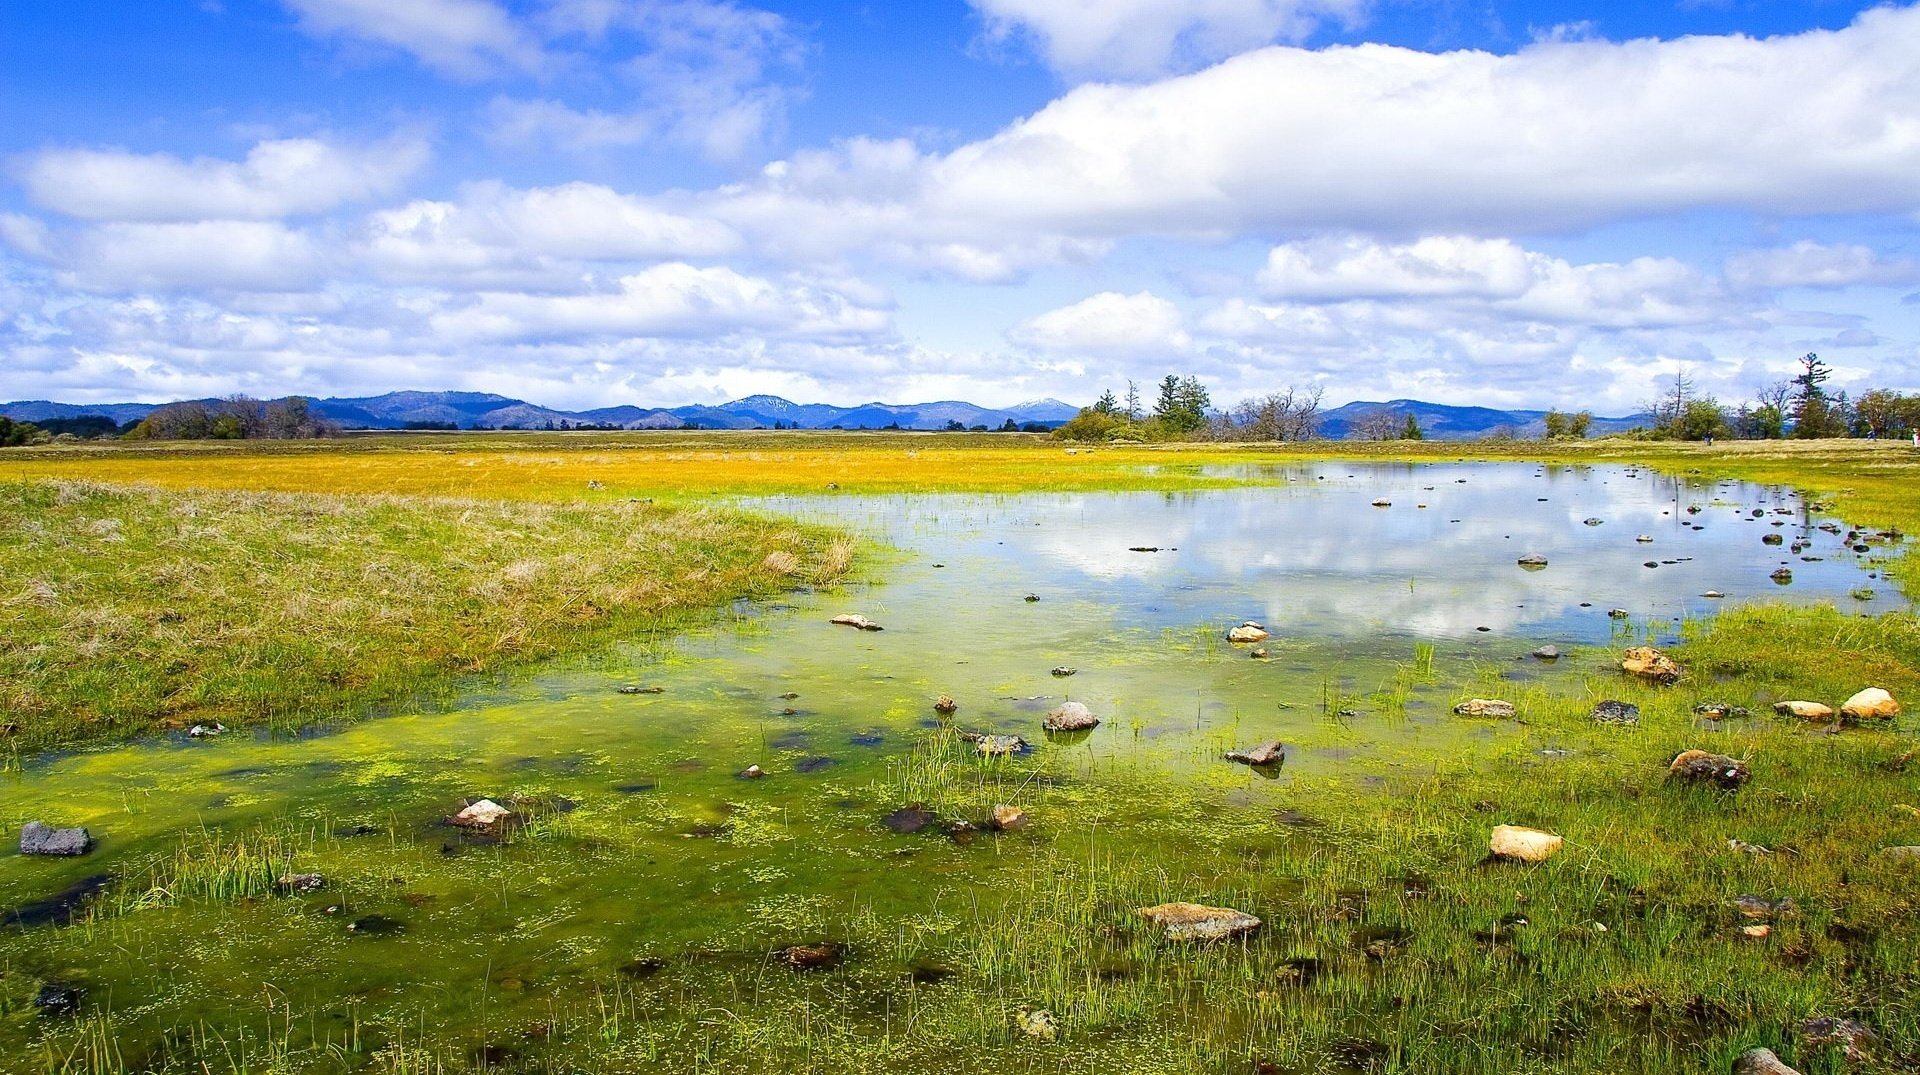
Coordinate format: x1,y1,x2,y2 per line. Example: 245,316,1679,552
1644,354,1920,441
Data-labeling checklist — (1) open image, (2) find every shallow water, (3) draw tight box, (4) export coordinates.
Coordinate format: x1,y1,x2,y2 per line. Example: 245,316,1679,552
0,462,1904,1070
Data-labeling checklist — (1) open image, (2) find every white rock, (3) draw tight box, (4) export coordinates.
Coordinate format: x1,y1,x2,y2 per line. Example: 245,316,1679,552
1490,824,1563,863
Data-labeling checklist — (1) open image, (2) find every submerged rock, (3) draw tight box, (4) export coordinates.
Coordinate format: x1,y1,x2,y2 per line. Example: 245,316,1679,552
777,942,842,970
1840,687,1899,720
882,805,938,834
1693,702,1751,718
1590,700,1641,725
1608,608,1630,619
1138,902,1262,942
1225,741,1285,767
188,722,225,738
34,982,85,1017
275,872,325,894
933,694,958,715
19,822,92,857
1050,666,1077,677
1635,534,1654,543
616,685,665,695
1732,1048,1801,1075
1532,646,1561,660
1773,700,1835,720
1621,646,1682,684
990,805,1028,831
1668,750,1750,790
1770,568,1794,584
973,734,1030,757
1489,825,1563,863
828,614,883,631
1043,702,1100,732
739,765,766,780
1018,1009,1057,1041
1453,699,1516,719
1516,554,1549,568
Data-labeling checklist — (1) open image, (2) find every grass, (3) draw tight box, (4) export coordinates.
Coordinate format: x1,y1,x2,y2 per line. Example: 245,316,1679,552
1,432,1917,1074
0,480,853,749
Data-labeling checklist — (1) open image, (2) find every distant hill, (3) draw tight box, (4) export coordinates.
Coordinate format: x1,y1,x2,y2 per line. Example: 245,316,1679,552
0,391,1643,438
0,392,1082,432
1318,399,1646,441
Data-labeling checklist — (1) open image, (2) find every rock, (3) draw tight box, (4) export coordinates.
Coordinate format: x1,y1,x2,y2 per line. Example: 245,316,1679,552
990,805,1028,831
1019,1009,1057,1041
1741,924,1773,939
1023,593,1040,602
34,982,84,1017
1250,647,1269,659
1453,699,1516,719
1763,533,1784,546
1043,701,1099,732
739,765,766,779
449,799,513,830
1840,687,1899,720
1800,1016,1875,1061
1733,1048,1801,1075
1590,700,1641,725
1734,895,1790,920
882,806,937,834
1532,646,1560,660
188,722,225,738
616,685,665,695
829,614,883,631
1050,666,1076,677
1516,554,1549,567
1635,534,1654,543
1225,741,1285,766
1621,646,1682,684
1669,750,1750,790
1371,498,1391,507
1489,825,1563,863
975,734,1029,757
1773,700,1835,720
777,942,842,970
1702,591,1725,599
1228,625,1271,643
276,872,325,894
1583,517,1604,526
933,694,958,715
1770,567,1793,584
1138,902,1262,942
1880,845,1920,860
1693,702,1751,718
19,822,92,857
1608,608,1630,619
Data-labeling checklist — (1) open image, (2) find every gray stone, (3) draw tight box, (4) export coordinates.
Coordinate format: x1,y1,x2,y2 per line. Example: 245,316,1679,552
1591,700,1641,725
19,822,92,857
1732,1048,1801,1075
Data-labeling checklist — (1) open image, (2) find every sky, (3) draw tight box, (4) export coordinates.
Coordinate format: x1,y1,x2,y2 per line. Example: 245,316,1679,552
2,0,1918,413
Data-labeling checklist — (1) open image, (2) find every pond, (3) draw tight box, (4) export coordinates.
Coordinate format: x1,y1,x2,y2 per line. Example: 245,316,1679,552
0,463,1906,1072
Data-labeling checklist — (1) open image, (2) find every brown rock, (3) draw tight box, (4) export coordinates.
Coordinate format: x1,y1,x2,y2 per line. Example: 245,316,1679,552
1043,701,1099,732
990,805,1028,831
1453,698,1517,718
1228,623,1271,644
1621,646,1682,684
1773,700,1835,720
1138,902,1262,942
1489,825,1563,863
1225,741,1285,767
1840,687,1899,720
1732,1048,1801,1075
777,943,842,970
933,694,958,715
1668,750,1750,790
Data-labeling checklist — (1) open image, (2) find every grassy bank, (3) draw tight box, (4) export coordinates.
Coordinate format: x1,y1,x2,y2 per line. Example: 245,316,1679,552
0,481,853,750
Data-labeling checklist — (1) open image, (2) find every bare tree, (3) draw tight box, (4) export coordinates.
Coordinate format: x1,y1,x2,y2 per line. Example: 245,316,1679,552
1215,386,1323,441
1347,408,1403,441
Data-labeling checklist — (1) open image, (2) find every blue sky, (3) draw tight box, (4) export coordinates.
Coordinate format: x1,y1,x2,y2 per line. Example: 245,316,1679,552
2,0,1917,412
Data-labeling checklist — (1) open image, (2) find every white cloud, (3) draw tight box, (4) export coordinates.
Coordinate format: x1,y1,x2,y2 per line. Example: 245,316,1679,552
61,222,327,292
969,0,1367,79
358,182,742,286
920,7,1920,238
19,136,429,222
1724,240,1920,290
1010,290,1190,357
429,263,892,343
283,0,542,77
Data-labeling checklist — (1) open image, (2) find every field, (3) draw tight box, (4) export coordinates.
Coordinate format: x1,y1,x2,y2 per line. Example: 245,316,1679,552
0,433,1916,1075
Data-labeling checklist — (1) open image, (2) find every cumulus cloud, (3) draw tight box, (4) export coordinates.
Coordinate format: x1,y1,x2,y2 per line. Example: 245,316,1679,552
920,7,1920,238
1010,291,1191,357
53,222,328,293
358,182,742,287
282,0,542,77
1724,240,1920,290
969,0,1367,79
19,136,429,222
431,263,892,343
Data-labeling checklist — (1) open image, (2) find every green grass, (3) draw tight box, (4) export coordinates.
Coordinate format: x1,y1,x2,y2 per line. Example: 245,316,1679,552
0,480,854,750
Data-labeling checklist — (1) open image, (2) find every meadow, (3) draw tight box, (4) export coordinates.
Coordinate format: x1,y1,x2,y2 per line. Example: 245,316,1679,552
0,433,1916,1075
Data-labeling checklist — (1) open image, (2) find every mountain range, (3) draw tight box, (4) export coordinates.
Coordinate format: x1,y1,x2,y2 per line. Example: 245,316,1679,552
0,392,1082,432
0,392,1646,439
